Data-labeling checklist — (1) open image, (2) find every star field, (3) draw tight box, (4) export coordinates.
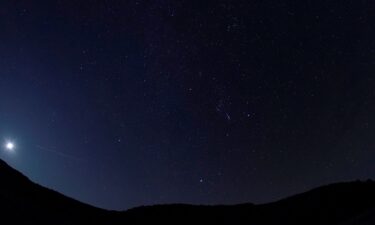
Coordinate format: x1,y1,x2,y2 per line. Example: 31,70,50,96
0,0,375,210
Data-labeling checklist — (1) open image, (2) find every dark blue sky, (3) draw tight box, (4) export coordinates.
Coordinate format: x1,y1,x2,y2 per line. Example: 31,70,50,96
1,0,375,210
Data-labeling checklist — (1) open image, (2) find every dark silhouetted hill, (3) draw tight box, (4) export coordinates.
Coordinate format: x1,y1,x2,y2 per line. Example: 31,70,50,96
0,159,110,224
0,159,374,224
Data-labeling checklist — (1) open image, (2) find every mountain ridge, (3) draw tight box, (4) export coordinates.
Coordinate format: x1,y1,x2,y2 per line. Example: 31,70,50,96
0,158,374,224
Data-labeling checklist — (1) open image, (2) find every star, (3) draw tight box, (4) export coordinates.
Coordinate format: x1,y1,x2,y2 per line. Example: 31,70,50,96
5,141,15,151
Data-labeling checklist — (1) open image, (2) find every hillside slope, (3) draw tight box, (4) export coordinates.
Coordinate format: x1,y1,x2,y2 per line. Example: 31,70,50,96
0,160,108,224
0,159,374,224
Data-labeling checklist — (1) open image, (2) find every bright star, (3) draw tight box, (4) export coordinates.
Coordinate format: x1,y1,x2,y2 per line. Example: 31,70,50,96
5,142,15,151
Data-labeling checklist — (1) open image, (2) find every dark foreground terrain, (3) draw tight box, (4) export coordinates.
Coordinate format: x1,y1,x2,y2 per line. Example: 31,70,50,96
0,159,374,224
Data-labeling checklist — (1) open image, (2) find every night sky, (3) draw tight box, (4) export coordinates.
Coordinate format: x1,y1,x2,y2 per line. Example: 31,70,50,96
1,0,375,210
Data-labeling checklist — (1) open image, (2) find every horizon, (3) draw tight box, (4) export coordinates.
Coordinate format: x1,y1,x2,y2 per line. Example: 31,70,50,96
0,156,373,211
